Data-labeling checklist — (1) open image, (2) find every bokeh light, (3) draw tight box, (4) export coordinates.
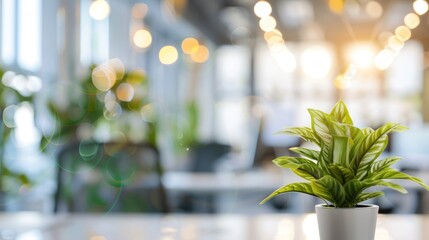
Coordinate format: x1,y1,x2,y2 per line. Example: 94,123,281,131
301,46,332,79
272,48,296,73
264,29,282,42
345,43,377,70
89,0,110,21
190,45,209,63
395,26,412,41
132,3,148,19
413,0,429,15
116,83,135,102
92,64,116,92
181,38,199,55
259,16,277,32
328,0,344,13
404,13,420,29
387,36,404,51
366,1,383,18
159,45,179,65
254,1,272,18
133,29,152,49
374,49,395,70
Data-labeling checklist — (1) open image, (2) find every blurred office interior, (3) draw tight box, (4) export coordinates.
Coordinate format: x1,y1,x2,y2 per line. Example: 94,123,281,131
1,0,429,215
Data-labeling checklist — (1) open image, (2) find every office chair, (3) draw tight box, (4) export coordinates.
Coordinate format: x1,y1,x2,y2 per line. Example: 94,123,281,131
53,140,169,213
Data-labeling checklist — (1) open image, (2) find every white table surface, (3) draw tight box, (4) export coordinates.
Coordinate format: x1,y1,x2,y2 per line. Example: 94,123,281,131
1,212,429,240
163,170,302,193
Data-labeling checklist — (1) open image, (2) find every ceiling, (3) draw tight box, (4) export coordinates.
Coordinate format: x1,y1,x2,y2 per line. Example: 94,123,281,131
183,0,429,48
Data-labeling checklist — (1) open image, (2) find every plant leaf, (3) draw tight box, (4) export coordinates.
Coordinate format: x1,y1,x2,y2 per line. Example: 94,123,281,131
311,175,346,207
343,179,380,206
337,165,356,183
259,183,316,204
355,192,385,203
308,109,333,145
273,156,316,169
371,169,429,191
292,163,324,180
318,141,333,169
277,127,320,146
354,123,407,179
368,156,402,176
289,147,319,160
330,100,353,125
377,181,408,194
332,135,349,166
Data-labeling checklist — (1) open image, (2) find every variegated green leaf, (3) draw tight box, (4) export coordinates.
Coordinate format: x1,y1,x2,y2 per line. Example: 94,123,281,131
289,147,319,160
327,164,355,184
361,127,374,136
311,175,346,207
318,141,333,169
356,135,388,179
260,183,315,204
355,123,407,179
330,100,353,125
293,163,324,180
343,179,380,205
332,135,349,166
337,165,356,182
371,168,429,191
377,181,407,194
277,127,320,146
273,156,316,169
308,109,333,144
368,157,401,175
355,192,384,203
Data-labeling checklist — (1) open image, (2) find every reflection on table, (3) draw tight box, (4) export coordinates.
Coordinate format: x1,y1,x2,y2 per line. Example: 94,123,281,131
1,212,429,240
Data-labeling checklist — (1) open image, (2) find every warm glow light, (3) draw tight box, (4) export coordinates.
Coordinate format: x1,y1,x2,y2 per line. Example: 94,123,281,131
264,29,282,42
334,64,356,90
345,43,377,70
272,48,296,73
387,36,404,51
259,16,277,32
108,58,125,80
191,45,209,63
92,62,117,92
132,3,148,19
328,0,344,13
366,1,383,18
413,0,429,15
374,49,395,70
159,45,178,65
181,38,199,55
378,32,393,45
266,35,284,47
395,25,412,41
301,46,332,79
116,83,134,102
404,13,420,29
133,29,152,49
89,0,110,21
254,1,272,18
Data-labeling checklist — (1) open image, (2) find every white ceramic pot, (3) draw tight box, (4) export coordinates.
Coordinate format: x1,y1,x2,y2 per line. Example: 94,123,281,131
315,204,379,240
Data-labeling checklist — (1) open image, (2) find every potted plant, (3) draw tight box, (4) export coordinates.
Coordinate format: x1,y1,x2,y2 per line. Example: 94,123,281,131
260,100,429,240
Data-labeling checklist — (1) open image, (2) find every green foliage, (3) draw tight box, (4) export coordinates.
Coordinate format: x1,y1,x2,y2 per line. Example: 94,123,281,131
261,100,429,208
44,65,156,146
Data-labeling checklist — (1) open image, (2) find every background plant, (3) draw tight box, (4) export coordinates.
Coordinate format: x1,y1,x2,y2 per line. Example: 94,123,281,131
261,100,429,208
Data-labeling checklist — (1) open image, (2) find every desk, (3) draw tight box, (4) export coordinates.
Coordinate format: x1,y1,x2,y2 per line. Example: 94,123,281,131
163,170,299,194
1,212,429,240
163,170,312,213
